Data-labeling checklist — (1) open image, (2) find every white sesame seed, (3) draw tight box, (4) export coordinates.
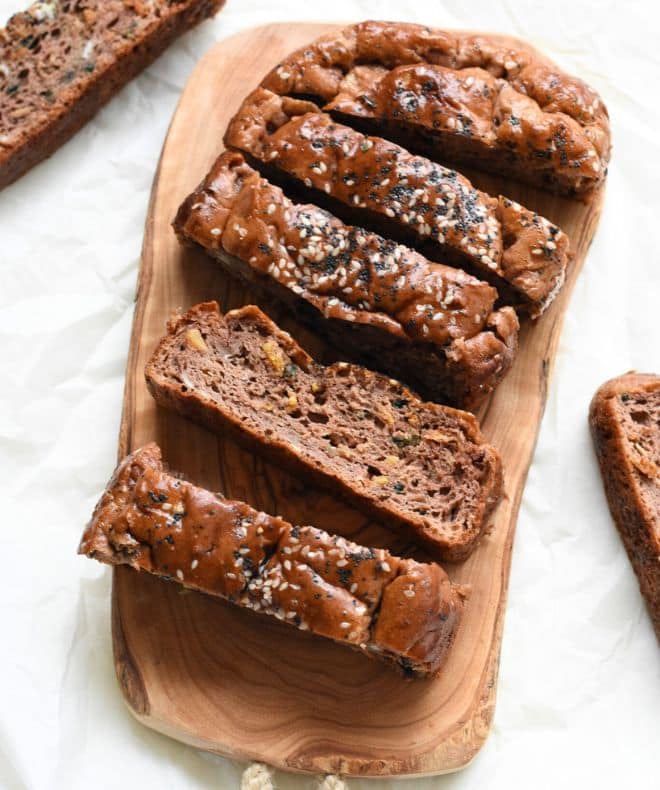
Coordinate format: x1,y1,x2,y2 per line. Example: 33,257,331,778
176,569,184,580
340,621,351,629
284,560,292,571
403,588,415,598
210,228,221,236
380,561,391,573
267,203,276,215
191,559,198,570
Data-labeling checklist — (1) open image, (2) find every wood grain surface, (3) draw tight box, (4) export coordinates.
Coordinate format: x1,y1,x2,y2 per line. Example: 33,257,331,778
112,22,605,777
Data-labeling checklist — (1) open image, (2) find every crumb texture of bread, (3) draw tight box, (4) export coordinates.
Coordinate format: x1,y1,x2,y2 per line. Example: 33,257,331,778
261,21,610,195
173,151,519,408
79,443,464,677
0,0,224,188
225,87,569,316
589,372,660,639
144,301,504,561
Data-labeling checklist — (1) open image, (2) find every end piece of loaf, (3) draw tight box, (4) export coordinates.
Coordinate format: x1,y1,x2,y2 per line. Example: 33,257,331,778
144,301,504,561
261,21,610,195
225,87,569,316
589,372,660,640
0,0,224,189
173,151,519,408
79,443,465,677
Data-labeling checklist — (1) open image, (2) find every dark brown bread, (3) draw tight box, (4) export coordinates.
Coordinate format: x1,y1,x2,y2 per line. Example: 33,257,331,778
79,443,464,677
590,373,660,640
0,0,224,189
144,302,504,561
225,88,569,316
173,151,519,408
261,21,610,196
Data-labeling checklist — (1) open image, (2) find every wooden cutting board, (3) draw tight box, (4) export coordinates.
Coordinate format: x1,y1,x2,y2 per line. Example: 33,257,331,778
113,22,605,778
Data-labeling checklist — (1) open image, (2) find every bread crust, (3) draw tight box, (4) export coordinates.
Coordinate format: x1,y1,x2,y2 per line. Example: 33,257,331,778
79,443,465,677
589,372,660,640
261,21,610,195
0,0,225,189
173,151,518,408
144,301,504,561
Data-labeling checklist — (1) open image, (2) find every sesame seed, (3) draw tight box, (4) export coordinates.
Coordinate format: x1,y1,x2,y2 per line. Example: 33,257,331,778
340,621,351,629
191,559,198,570
403,588,415,598
267,203,276,215
380,561,391,573
336,558,348,567
350,583,358,594
284,560,292,571
210,228,221,236
176,569,184,580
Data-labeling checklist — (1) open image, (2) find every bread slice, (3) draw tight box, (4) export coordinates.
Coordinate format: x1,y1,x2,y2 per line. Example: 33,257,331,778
589,373,660,640
225,88,569,317
0,0,224,189
144,302,504,561
261,21,610,196
173,151,518,408
79,443,465,677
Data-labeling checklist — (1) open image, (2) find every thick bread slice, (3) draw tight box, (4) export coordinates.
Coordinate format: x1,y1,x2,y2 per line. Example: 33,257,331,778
144,302,504,561
225,88,569,317
173,151,519,408
261,21,610,196
589,373,660,640
0,0,224,189
79,443,465,677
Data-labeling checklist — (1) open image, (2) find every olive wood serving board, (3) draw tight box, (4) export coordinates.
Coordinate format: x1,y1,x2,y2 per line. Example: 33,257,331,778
112,22,605,778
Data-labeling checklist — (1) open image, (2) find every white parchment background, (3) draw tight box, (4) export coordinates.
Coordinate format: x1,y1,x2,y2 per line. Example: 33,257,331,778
1,1,659,788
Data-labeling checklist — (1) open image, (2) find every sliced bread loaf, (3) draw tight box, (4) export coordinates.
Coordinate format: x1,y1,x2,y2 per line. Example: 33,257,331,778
225,88,569,316
79,443,465,677
0,0,224,189
173,151,518,408
590,373,660,640
144,302,504,561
